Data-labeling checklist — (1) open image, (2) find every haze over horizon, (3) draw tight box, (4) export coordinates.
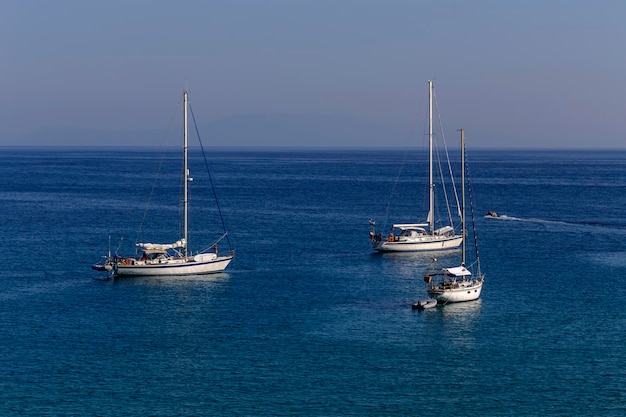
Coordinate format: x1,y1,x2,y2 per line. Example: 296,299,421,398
2,1,626,149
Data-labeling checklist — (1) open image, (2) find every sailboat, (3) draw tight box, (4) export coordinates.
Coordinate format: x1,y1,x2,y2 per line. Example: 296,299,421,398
93,89,234,277
369,80,463,252
423,129,484,303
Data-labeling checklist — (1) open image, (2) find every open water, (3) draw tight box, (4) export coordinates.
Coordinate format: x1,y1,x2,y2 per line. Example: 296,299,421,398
1,147,626,416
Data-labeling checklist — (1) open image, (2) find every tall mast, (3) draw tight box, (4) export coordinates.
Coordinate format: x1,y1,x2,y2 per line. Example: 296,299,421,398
460,128,466,266
183,89,189,257
427,80,434,233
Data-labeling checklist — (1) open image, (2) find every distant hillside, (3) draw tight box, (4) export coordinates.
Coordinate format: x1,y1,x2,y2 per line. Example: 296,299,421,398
12,126,165,147
10,114,406,147
205,113,403,147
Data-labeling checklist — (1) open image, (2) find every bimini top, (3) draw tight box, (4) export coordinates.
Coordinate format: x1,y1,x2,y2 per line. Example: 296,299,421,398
391,223,429,230
443,266,472,277
136,239,186,253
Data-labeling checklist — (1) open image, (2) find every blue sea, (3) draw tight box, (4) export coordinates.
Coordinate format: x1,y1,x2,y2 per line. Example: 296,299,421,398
1,147,626,416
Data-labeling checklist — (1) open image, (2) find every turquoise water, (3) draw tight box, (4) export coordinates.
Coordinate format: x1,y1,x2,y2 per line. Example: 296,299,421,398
1,148,625,415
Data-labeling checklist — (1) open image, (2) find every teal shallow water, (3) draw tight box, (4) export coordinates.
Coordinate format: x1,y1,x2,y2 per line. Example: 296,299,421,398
1,148,625,415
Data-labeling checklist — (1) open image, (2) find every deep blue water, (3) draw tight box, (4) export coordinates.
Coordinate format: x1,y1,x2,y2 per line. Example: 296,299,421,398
1,147,626,416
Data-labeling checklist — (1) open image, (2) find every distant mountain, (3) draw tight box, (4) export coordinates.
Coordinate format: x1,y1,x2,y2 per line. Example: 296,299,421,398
204,113,404,147
12,126,165,147
9,114,406,147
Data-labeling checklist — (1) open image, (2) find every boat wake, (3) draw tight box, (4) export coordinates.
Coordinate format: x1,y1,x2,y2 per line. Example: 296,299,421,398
93,275,114,282
485,214,567,225
485,214,626,234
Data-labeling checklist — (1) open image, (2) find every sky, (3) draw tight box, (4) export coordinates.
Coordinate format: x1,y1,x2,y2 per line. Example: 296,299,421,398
2,0,626,148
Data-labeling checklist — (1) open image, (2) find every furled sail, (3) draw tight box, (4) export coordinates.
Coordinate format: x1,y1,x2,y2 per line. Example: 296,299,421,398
136,239,186,251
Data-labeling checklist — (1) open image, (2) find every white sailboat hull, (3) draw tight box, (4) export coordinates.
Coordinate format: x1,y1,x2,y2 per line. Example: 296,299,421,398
428,279,483,303
420,129,485,306
374,235,462,252
370,81,462,254
94,89,235,278
114,255,233,277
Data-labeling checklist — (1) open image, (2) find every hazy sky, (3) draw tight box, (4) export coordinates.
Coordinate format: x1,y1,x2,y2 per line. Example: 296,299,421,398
2,0,626,148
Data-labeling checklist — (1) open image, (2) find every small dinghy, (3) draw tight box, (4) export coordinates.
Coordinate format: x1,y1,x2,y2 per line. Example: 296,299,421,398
412,298,438,310
486,211,499,218
91,263,111,272
91,256,113,272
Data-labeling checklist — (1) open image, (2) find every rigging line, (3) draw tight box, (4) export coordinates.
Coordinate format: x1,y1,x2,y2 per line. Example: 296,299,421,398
198,232,229,254
464,141,482,277
433,88,462,220
178,147,185,241
419,100,431,223
433,136,454,229
188,103,232,250
430,92,455,230
114,236,124,256
382,147,409,230
134,96,183,250
381,87,428,230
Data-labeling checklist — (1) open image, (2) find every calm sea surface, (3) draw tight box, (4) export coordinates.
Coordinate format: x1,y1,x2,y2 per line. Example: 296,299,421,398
1,147,625,416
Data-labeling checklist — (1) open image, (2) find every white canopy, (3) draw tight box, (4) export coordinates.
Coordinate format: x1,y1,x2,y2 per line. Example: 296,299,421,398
137,239,186,252
443,266,472,277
